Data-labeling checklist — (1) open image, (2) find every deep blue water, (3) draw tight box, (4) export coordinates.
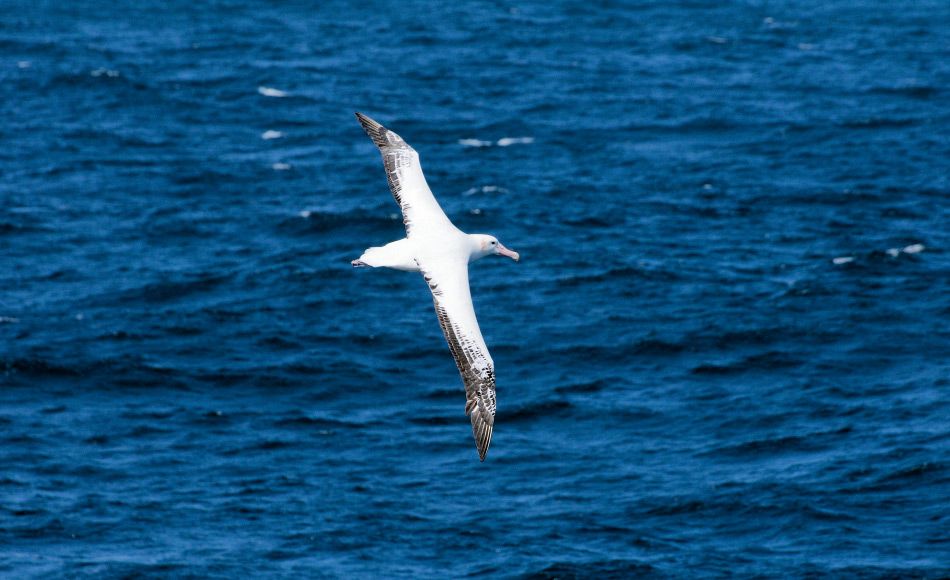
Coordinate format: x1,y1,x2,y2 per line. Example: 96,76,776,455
2,1,949,577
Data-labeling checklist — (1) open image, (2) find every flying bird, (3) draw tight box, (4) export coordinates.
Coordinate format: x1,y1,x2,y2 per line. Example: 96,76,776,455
351,112,520,461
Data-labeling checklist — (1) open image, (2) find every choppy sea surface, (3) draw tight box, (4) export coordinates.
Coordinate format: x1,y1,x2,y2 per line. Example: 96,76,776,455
2,1,949,577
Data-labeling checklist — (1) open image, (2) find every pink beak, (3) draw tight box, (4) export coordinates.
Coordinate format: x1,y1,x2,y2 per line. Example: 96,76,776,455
496,242,520,262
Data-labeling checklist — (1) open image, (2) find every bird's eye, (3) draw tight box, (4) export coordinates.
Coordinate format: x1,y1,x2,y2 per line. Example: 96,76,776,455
490,241,496,245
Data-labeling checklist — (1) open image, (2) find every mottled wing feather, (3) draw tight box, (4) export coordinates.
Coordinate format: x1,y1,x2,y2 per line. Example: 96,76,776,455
354,112,455,237
420,259,497,461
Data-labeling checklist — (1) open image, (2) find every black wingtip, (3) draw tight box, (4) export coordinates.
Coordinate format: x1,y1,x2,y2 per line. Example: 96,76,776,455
473,422,492,462
354,112,386,147
354,112,408,150
354,112,380,130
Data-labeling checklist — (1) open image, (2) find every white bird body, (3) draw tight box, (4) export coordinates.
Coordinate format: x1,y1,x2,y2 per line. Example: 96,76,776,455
351,113,519,461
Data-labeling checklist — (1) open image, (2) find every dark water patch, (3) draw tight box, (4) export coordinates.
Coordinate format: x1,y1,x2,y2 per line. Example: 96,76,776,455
121,408,179,420
553,378,613,395
555,265,681,288
0,477,27,487
523,560,657,579
253,439,297,451
705,425,855,457
503,399,572,423
2,357,82,378
544,344,635,366
92,273,232,306
186,409,231,425
10,517,68,540
691,350,803,375
67,562,187,577
563,214,625,228
125,425,173,438
8,508,44,517
629,337,688,355
698,327,827,350
193,370,255,387
421,387,460,401
272,414,361,430
84,434,110,445
164,325,206,336
408,415,454,426
854,567,944,579
873,461,945,487
3,433,44,445
643,497,711,516
838,117,918,130
278,209,402,236
94,330,152,342
256,335,301,350
0,220,52,236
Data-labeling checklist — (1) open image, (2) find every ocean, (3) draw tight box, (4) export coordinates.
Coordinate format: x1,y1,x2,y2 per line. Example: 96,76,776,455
1,1,948,577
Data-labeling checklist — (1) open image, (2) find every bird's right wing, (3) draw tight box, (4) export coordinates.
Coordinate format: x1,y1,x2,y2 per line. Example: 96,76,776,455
355,112,456,238
418,257,497,462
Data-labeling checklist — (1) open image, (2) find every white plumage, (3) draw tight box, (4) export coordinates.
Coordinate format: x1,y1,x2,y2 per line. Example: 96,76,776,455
351,113,520,461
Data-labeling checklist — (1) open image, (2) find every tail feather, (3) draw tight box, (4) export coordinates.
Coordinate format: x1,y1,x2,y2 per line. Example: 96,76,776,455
350,240,419,272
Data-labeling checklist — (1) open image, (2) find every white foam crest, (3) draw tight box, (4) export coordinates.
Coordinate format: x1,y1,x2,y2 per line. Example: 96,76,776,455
763,16,797,29
91,68,119,78
497,137,534,147
460,137,535,148
0,316,19,323
902,243,924,254
885,248,900,258
272,162,291,171
17,61,31,69
261,130,283,140
258,86,288,98
463,185,509,196
832,256,854,265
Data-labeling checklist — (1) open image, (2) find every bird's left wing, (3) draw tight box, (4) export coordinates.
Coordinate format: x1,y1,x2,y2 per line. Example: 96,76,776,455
418,257,497,461
355,112,457,238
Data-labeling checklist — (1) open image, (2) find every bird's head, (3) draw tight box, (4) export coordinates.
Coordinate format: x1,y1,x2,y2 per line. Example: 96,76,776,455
471,234,520,262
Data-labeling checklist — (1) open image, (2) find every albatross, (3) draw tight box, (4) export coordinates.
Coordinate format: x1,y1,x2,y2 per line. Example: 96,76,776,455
350,112,520,462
